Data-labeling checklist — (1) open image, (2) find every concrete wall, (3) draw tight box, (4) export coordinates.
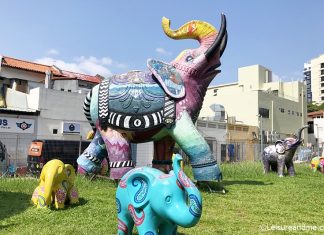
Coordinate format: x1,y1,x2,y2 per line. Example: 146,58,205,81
53,80,79,92
36,87,91,140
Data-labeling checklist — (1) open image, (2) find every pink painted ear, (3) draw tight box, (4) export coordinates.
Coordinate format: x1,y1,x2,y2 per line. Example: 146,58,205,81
147,59,185,99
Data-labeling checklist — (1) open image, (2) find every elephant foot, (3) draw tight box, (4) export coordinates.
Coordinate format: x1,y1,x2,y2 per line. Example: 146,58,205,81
196,181,226,194
191,163,222,181
278,174,284,177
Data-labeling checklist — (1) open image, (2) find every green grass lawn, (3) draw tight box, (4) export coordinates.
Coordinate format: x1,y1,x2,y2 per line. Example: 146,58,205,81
0,162,323,235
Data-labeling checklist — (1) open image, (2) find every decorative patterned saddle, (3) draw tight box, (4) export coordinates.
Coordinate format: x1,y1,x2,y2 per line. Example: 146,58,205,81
98,70,176,131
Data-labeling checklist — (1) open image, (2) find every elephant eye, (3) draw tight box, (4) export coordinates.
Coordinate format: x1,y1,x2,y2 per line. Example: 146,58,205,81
185,56,194,62
165,196,172,204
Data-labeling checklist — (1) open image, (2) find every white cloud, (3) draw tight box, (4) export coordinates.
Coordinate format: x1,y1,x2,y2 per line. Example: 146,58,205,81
272,71,303,82
47,49,59,55
272,73,280,82
34,56,114,77
156,47,172,56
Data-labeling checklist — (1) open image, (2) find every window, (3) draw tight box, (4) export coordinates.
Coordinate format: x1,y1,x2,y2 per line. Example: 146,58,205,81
322,90,324,94
321,70,324,75
321,77,324,82
68,89,72,92
259,108,270,118
279,108,285,113
243,127,249,132
296,112,299,116
288,110,290,115
292,111,294,115
53,129,58,134
213,89,218,96
321,83,324,87
321,63,324,68
60,88,64,91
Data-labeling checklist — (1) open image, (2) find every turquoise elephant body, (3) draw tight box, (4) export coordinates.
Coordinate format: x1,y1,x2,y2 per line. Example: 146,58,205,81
116,154,202,235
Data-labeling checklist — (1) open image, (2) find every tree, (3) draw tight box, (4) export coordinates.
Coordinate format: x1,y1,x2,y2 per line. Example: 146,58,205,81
307,102,324,112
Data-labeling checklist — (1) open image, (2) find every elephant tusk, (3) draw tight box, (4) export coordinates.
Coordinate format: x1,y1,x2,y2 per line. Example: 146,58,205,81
205,13,227,61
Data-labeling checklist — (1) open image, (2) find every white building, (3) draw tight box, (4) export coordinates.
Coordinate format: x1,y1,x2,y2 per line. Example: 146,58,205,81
200,64,308,143
307,110,324,156
0,55,102,166
304,54,324,104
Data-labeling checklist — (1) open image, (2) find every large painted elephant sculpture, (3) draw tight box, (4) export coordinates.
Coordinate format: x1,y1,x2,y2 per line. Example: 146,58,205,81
77,14,228,182
262,126,308,177
116,154,202,235
31,159,79,209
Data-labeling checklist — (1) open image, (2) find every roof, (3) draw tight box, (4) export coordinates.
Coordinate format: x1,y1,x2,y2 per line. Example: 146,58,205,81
52,70,102,84
1,56,60,75
1,55,102,84
308,110,324,118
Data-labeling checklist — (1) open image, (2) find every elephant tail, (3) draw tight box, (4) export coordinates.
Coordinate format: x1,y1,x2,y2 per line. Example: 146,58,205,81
83,89,96,131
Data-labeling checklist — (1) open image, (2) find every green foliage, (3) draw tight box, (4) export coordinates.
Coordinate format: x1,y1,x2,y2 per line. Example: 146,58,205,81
307,102,324,112
1,162,323,234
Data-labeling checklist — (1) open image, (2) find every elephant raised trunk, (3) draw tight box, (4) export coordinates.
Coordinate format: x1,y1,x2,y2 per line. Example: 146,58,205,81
162,17,217,44
172,154,202,228
296,125,309,142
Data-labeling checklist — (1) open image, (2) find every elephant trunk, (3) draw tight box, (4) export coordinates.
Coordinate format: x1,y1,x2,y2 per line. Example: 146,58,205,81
296,125,308,142
172,154,202,228
42,164,64,206
162,16,217,48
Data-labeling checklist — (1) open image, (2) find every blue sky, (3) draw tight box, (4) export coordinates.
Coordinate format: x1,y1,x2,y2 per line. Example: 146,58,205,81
1,0,324,85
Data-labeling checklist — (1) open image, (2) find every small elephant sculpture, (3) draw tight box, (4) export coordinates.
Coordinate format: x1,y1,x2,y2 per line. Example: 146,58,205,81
77,13,228,183
32,159,79,209
262,125,308,177
116,154,202,235
311,156,324,173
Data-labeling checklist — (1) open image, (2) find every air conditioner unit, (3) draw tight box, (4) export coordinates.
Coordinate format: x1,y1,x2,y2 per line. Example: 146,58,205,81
62,122,81,134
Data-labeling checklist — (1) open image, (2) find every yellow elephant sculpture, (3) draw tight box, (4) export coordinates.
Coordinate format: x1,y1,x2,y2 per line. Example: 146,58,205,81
31,159,79,209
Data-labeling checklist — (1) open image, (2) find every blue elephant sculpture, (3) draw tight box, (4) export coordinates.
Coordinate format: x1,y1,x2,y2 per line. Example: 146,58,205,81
116,154,202,235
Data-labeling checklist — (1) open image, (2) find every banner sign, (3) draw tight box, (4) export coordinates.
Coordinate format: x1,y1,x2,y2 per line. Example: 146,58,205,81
0,117,35,134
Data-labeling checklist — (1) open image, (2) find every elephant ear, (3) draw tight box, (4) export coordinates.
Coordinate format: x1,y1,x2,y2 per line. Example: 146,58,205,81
275,141,286,154
147,59,185,99
64,164,76,184
126,172,152,209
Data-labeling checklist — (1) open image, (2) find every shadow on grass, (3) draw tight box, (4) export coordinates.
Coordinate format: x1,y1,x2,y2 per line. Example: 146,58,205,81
197,180,272,194
222,180,273,186
0,191,30,225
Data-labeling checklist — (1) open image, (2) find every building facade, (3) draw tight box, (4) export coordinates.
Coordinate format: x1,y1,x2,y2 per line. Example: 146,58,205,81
304,54,324,104
0,55,101,166
200,64,308,145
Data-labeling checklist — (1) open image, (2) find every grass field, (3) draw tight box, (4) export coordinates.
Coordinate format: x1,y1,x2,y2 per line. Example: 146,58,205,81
0,162,323,235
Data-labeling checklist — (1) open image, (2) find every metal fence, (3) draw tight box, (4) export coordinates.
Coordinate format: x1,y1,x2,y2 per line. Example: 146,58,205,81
0,133,315,176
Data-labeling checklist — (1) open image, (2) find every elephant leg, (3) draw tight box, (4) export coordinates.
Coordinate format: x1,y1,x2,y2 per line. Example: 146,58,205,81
77,131,108,174
168,111,222,181
270,163,278,172
117,214,134,235
100,128,134,179
54,184,67,209
286,161,295,176
152,135,175,173
136,225,158,235
262,155,270,174
68,185,79,204
277,158,285,177
159,223,177,235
